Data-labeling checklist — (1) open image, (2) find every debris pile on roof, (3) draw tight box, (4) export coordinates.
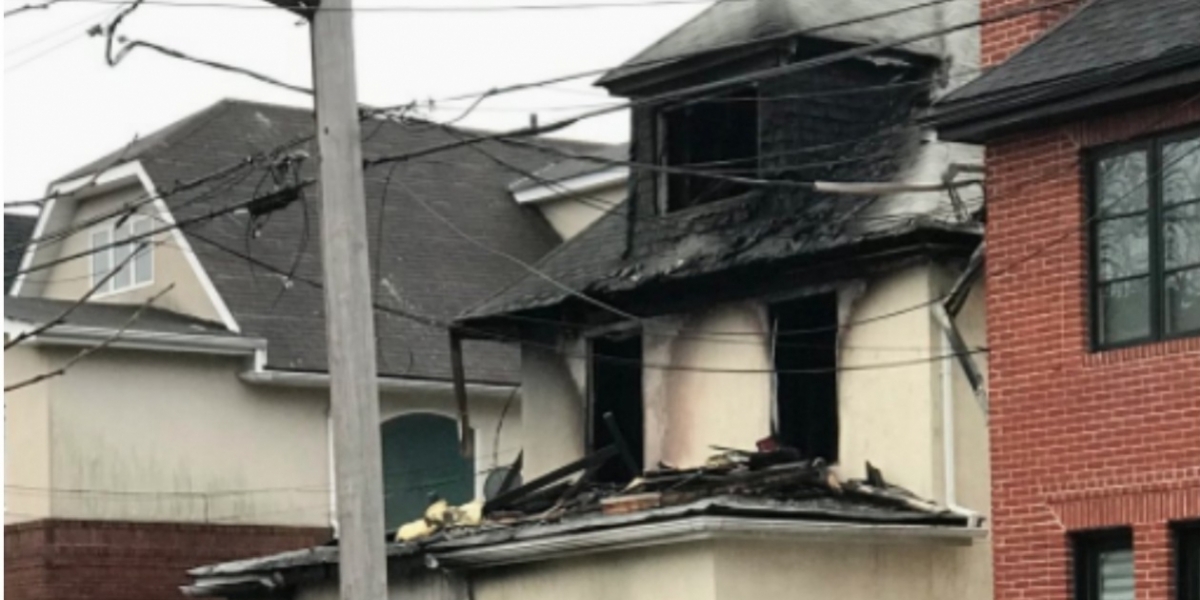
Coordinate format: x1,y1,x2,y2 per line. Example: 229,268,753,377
393,437,971,545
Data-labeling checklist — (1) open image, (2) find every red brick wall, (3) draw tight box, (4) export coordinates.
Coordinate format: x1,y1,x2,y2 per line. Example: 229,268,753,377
980,0,1083,67
4,519,330,600
985,97,1200,600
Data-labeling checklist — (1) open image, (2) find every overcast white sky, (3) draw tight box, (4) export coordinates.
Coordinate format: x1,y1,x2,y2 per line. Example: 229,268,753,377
3,0,710,201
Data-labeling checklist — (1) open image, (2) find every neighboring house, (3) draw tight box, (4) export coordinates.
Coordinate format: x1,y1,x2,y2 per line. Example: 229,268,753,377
3,98,609,600
928,1,1200,600
186,2,997,599
5,213,37,292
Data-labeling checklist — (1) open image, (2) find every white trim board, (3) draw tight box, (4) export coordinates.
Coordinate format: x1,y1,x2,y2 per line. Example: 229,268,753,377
11,160,242,334
512,167,628,204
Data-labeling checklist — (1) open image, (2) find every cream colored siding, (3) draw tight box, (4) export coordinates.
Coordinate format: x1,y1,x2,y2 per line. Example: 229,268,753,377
4,344,54,524
4,343,520,526
37,183,224,324
642,303,772,469
530,186,623,241
45,348,330,526
473,542,717,600
838,265,941,499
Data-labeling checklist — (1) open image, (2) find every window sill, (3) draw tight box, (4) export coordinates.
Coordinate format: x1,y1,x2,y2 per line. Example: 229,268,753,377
1084,333,1200,366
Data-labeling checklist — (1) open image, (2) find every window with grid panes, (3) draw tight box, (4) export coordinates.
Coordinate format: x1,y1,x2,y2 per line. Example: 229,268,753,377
1090,129,1200,348
90,216,153,294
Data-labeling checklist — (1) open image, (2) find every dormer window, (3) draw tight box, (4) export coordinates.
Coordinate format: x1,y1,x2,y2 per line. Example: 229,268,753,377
91,216,153,294
659,86,759,212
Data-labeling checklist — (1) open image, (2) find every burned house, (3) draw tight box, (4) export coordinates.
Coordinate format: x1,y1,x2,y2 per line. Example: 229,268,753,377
185,1,993,599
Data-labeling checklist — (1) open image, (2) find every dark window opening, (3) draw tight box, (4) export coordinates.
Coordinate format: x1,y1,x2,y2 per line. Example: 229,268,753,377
1074,528,1135,600
1179,522,1200,600
1090,128,1200,349
589,332,644,483
771,293,839,463
661,86,759,212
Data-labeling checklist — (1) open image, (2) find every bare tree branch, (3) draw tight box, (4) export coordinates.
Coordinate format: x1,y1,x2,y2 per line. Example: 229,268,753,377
5,284,175,393
5,241,150,351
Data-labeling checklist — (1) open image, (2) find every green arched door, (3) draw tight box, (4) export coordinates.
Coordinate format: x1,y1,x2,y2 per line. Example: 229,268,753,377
380,414,474,531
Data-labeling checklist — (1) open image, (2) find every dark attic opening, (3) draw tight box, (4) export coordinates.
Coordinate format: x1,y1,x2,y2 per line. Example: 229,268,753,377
661,85,759,212
772,293,839,463
588,331,645,483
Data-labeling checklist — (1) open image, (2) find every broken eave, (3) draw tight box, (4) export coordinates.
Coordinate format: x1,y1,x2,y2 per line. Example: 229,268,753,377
455,223,981,341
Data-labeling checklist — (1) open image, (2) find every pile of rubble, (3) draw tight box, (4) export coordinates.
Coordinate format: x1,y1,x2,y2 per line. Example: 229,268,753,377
395,438,962,543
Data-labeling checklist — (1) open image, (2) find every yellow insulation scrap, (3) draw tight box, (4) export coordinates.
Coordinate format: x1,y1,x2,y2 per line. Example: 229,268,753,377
395,499,485,542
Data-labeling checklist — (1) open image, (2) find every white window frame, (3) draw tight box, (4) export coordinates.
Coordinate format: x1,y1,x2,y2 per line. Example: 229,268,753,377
89,216,154,296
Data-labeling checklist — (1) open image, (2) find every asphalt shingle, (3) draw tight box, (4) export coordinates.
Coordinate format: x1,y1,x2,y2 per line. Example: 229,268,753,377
49,99,611,384
941,0,1200,104
6,295,237,337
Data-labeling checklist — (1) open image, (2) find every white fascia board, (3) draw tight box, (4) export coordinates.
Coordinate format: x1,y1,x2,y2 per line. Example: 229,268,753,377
26,324,266,356
512,167,628,204
433,516,985,569
240,367,518,399
11,160,243,334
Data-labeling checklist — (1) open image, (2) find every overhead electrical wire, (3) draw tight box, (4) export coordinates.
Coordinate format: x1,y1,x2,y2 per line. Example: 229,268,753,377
25,0,765,12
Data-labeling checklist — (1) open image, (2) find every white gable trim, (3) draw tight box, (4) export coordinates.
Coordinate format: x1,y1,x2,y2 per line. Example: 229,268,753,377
512,167,628,204
10,160,242,334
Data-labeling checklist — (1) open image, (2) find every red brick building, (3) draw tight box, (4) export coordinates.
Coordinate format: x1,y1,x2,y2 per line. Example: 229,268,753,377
931,1,1200,600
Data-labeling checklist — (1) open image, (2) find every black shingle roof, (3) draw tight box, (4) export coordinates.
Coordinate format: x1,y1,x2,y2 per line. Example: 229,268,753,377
6,296,237,337
597,0,947,88
462,73,982,324
5,213,36,293
942,0,1200,104
928,0,1200,141
51,99,610,384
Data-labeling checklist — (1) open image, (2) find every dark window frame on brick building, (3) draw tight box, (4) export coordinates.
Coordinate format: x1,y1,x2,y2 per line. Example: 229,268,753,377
657,85,761,213
1178,521,1200,600
1088,126,1200,350
1074,528,1135,600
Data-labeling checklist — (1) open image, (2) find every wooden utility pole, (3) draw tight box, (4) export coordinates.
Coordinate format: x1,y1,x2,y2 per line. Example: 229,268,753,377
309,0,388,598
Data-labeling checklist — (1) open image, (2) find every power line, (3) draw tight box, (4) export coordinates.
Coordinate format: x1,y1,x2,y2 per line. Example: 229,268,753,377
5,28,88,72
362,0,1084,169
4,0,63,17
29,0,756,12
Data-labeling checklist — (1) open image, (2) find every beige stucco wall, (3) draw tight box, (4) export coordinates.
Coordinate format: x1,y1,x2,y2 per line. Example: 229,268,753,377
713,537,988,600
35,182,225,324
520,337,586,478
518,262,990,513
473,542,717,600
4,343,54,524
530,185,623,241
3,343,521,526
643,304,773,468
838,265,942,499
293,535,983,600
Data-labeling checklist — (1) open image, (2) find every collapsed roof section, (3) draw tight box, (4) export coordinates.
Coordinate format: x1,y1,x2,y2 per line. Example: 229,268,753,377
184,446,981,597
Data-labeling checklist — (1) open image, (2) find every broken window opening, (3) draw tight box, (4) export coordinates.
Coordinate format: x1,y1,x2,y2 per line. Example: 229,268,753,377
660,85,759,213
771,293,839,463
588,332,644,483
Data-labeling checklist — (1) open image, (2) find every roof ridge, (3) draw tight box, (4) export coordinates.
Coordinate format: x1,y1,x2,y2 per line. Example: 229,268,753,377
938,0,1100,104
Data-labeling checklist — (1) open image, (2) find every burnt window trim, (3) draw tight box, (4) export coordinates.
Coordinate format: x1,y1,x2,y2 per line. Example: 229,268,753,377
585,325,644,483
1087,125,1200,351
1178,521,1200,600
1074,527,1135,600
769,290,841,463
655,84,763,215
